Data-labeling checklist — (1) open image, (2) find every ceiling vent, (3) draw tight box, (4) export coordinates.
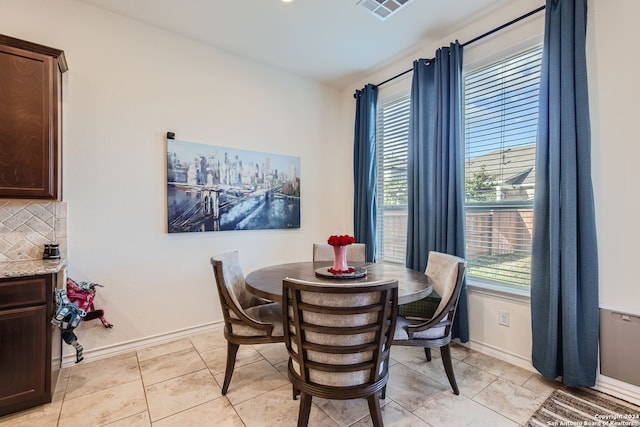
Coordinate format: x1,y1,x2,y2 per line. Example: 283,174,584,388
357,0,413,20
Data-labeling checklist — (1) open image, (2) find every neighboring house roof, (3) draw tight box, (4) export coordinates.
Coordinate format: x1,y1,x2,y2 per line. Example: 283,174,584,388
465,144,536,186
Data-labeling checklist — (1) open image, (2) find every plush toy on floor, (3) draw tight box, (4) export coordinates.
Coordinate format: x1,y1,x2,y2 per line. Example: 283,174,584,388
51,289,86,363
66,278,113,329
51,278,113,363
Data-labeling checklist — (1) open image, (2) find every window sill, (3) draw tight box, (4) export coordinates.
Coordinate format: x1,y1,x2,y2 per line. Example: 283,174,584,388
466,278,531,303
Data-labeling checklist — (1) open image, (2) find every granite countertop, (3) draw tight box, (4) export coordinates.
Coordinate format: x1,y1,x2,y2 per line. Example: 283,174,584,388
0,259,67,279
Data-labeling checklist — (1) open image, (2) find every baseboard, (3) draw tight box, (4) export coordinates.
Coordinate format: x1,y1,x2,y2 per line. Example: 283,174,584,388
455,338,538,373
595,374,640,406
61,321,224,367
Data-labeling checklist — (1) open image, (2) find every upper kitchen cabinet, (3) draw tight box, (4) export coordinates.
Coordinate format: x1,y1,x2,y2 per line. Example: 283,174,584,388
0,34,68,199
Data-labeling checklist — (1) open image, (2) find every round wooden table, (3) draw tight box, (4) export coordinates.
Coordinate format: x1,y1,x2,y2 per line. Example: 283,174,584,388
245,261,432,305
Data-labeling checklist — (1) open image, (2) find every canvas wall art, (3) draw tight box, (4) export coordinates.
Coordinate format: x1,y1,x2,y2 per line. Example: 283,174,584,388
167,139,300,233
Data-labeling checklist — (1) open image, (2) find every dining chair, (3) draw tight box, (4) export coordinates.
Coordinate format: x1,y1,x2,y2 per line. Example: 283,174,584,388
210,251,285,395
312,243,366,263
282,277,398,427
392,251,466,395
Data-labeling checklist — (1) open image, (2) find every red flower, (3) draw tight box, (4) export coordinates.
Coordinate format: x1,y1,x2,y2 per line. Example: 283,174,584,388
328,267,357,275
327,234,355,247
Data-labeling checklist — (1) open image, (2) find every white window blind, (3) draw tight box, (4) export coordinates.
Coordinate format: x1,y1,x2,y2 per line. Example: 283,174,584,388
463,44,543,289
376,94,410,263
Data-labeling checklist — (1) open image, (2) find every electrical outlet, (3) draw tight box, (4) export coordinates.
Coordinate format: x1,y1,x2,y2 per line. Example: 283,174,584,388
498,310,510,327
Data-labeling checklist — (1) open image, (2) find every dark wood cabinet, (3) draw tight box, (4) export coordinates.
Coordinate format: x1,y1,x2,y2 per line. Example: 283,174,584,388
0,274,60,417
0,34,68,199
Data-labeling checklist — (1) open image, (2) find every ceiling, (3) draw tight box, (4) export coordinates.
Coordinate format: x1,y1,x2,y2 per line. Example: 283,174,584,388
76,0,519,88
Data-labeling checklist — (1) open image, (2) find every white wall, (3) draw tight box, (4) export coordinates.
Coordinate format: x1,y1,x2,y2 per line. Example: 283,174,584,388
1,0,352,360
341,0,640,390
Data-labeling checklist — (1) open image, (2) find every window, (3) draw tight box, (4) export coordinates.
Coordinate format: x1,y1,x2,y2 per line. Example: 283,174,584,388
374,42,543,291
376,94,410,263
463,43,543,289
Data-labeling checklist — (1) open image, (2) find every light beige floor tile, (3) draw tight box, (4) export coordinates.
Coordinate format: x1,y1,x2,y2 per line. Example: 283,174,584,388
351,400,432,427
414,390,518,427
213,359,290,405
90,350,138,362
66,354,140,399
522,373,561,396
473,378,547,425
0,409,59,427
406,356,498,398
313,396,387,426
253,342,289,365
153,397,243,427
390,345,440,366
55,366,72,394
462,352,533,386
393,351,448,385
385,363,449,412
445,360,497,398
274,360,290,379
233,384,336,427
58,379,147,426
189,329,227,353
0,387,64,427
136,338,194,362
12,328,578,427
145,369,219,422
450,342,474,361
103,410,150,426
200,344,263,375
139,347,206,385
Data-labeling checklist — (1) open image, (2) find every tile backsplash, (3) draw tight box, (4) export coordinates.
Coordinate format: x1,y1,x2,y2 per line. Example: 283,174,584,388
0,200,67,262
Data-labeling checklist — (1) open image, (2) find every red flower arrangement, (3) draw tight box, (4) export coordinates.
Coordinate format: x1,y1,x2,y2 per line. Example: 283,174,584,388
327,234,355,247
327,234,356,274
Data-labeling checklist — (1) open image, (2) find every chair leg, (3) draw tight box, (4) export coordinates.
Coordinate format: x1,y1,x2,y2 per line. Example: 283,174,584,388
424,347,432,362
367,393,384,427
221,342,240,395
440,344,459,395
292,384,300,400
380,384,387,400
297,393,313,427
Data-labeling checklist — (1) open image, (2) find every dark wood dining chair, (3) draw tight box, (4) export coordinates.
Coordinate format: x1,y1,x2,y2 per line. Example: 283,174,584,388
392,251,466,395
312,243,366,263
282,277,398,427
210,251,284,395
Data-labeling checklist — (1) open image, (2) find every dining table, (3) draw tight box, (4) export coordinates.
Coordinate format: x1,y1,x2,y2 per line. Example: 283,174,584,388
245,261,432,305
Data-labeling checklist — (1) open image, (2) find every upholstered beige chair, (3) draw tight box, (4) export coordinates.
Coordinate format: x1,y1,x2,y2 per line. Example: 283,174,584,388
312,243,367,263
282,277,398,427
210,251,284,395
392,251,466,395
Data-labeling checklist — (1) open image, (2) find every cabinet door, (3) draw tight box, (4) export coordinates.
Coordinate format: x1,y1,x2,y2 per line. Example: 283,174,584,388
0,304,47,416
0,44,57,199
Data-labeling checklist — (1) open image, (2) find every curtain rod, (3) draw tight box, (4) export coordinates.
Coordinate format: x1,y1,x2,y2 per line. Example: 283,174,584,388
372,5,546,89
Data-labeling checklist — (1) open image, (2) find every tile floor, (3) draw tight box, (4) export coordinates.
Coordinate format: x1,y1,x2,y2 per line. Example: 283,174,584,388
0,329,560,426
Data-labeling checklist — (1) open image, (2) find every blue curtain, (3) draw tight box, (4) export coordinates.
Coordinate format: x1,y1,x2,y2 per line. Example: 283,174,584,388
406,42,468,342
353,84,378,262
531,0,599,387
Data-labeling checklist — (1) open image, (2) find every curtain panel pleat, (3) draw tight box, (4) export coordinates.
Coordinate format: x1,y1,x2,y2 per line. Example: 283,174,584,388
406,43,469,341
353,84,378,262
530,0,599,387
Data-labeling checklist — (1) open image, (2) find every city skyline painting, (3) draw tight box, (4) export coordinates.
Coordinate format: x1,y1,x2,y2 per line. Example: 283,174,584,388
167,139,301,233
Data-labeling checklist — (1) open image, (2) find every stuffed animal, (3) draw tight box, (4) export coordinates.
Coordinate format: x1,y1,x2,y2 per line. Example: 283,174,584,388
51,288,86,363
51,278,113,364
66,278,113,329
